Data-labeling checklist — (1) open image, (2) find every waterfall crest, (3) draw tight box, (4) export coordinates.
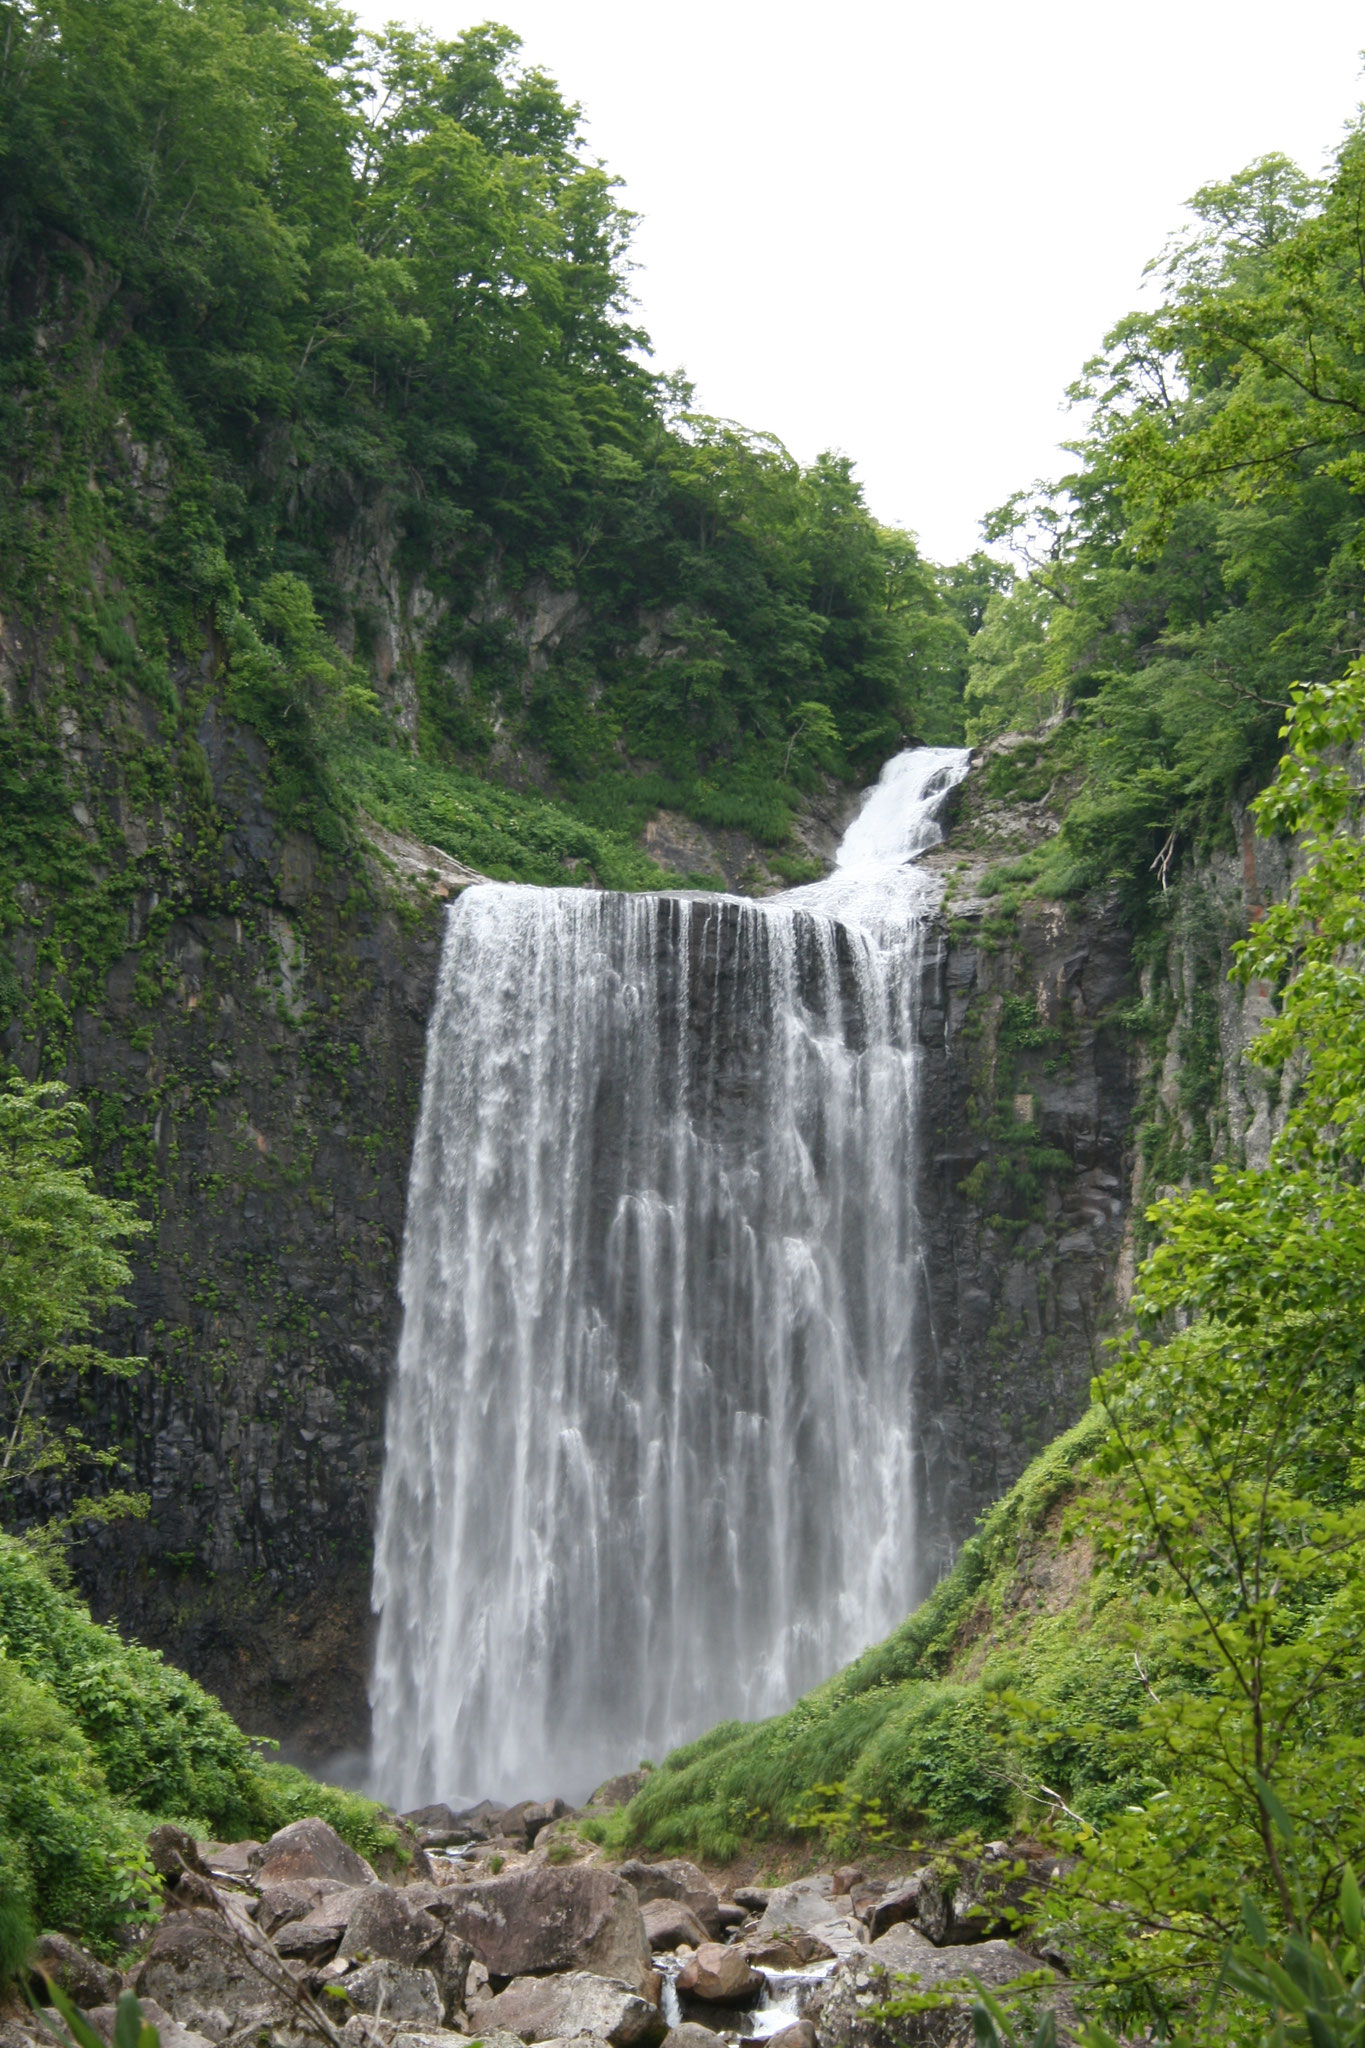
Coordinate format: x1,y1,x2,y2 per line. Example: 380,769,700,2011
370,745,970,1807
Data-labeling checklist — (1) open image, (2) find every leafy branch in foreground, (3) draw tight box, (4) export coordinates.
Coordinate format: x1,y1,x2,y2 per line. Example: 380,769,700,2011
0,1076,150,1528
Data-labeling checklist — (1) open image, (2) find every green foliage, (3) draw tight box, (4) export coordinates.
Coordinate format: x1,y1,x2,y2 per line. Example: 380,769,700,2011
0,1077,151,1520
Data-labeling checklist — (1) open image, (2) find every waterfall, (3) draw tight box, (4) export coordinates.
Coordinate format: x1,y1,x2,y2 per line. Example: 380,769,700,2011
370,745,970,1808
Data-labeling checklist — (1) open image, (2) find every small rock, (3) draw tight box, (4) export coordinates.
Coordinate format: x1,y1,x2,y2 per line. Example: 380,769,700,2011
833,1869,865,1897
482,1971,666,2046
714,1904,745,1931
641,1900,709,1952
674,1944,762,2006
341,1959,442,2029
743,1933,834,1969
766,2025,818,2048
30,1933,120,2009
584,1772,648,1809
661,2028,721,2048
251,1818,378,1890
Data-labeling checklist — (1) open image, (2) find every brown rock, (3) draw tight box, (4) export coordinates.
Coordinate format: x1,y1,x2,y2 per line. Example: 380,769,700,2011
767,2025,818,2048
674,1944,762,2006
436,1864,652,1992
250,1818,378,1890
661,2028,721,2048
30,1933,120,2009
640,1900,710,1952
832,1870,865,1899
743,1933,835,1969
618,1862,721,1942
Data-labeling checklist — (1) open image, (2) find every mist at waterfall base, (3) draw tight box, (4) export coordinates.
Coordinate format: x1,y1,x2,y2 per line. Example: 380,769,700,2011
369,746,970,1809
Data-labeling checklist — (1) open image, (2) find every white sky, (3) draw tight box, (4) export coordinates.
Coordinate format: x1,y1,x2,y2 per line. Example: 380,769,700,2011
364,0,1365,563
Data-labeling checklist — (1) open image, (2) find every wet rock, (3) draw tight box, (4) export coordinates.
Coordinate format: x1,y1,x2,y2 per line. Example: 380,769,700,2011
674,1944,762,2006
813,1944,1054,2048
341,1960,442,2029
132,1913,294,2042
766,2024,818,2048
147,1826,211,1885
256,1878,350,1939
744,1933,835,1969
640,1900,710,1952
864,1880,922,1942
30,1933,121,2009
338,1887,442,1967
660,2027,720,2048
437,1865,653,1992
251,1819,378,1890
481,1972,666,2046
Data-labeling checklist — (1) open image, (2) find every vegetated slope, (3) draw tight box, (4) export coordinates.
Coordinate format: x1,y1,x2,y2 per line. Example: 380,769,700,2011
0,1534,402,1970
0,0,986,910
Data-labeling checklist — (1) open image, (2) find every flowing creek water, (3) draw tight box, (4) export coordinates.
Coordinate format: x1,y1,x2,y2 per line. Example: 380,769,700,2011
370,746,971,1807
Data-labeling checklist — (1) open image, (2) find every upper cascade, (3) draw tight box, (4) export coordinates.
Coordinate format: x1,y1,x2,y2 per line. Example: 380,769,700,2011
368,746,971,1808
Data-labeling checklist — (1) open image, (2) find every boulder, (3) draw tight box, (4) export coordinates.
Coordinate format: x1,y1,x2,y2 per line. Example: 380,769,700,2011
864,1881,922,1942
731,1888,769,1912
767,2025,818,2048
256,1878,350,1939
833,1870,865,1900
273,1887,372,1961
197,1843,259,1880
916,1851,1061,1949
30,1932,121,2009
754,1880,838,1938
673,1945,762,2006
147,1826,211,1885
660,2028,719,2048
340,1960,442,2030
640,1900,709,1952
338,1887,443,1968
482,1972,665,2047
869,1924,937,1972
618,1862,721,1942
400,1804,470,1847
132,1913,294,2042
584,1773,648,1810
436,1865,652,1992
250,1819,378,1890
85,2000,216,2048
813,1945,1054,2048
744,1933,835,1969
714,1904,745,1932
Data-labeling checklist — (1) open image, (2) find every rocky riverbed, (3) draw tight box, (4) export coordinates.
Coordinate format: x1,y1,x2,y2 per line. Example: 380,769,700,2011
3,1796,1077,2048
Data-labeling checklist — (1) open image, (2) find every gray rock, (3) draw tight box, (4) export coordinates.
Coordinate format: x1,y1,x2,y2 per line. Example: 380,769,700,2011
197,1843,259,1879
754,1880,838,1938
31,1932,121,2009
731,1889,769,1912
618,1862,720,1942
481,1972,665,2047
339,1886,443,1967
864,1881,922,1942
584,1773,648,1810
250,1819,378,1890
85,2000,216,2048
640,1899,710,1952
813,1945,1055,2048
256,1878,351,1938
132,1913,294,2042
146,1825,211,1885
274,1886,372,1961
341,1960,443,2030
437,1865,653,1992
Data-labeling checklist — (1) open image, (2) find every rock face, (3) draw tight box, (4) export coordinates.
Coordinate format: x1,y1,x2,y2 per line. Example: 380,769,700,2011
435,1866,653,1992
251,1818,378,1889
481,1971,666,2046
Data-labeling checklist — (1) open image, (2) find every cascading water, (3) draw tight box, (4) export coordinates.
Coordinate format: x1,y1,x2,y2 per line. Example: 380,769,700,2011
369,744,970,1808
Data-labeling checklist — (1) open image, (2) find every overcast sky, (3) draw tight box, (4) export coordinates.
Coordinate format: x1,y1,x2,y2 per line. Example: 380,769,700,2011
363,0,1365,563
